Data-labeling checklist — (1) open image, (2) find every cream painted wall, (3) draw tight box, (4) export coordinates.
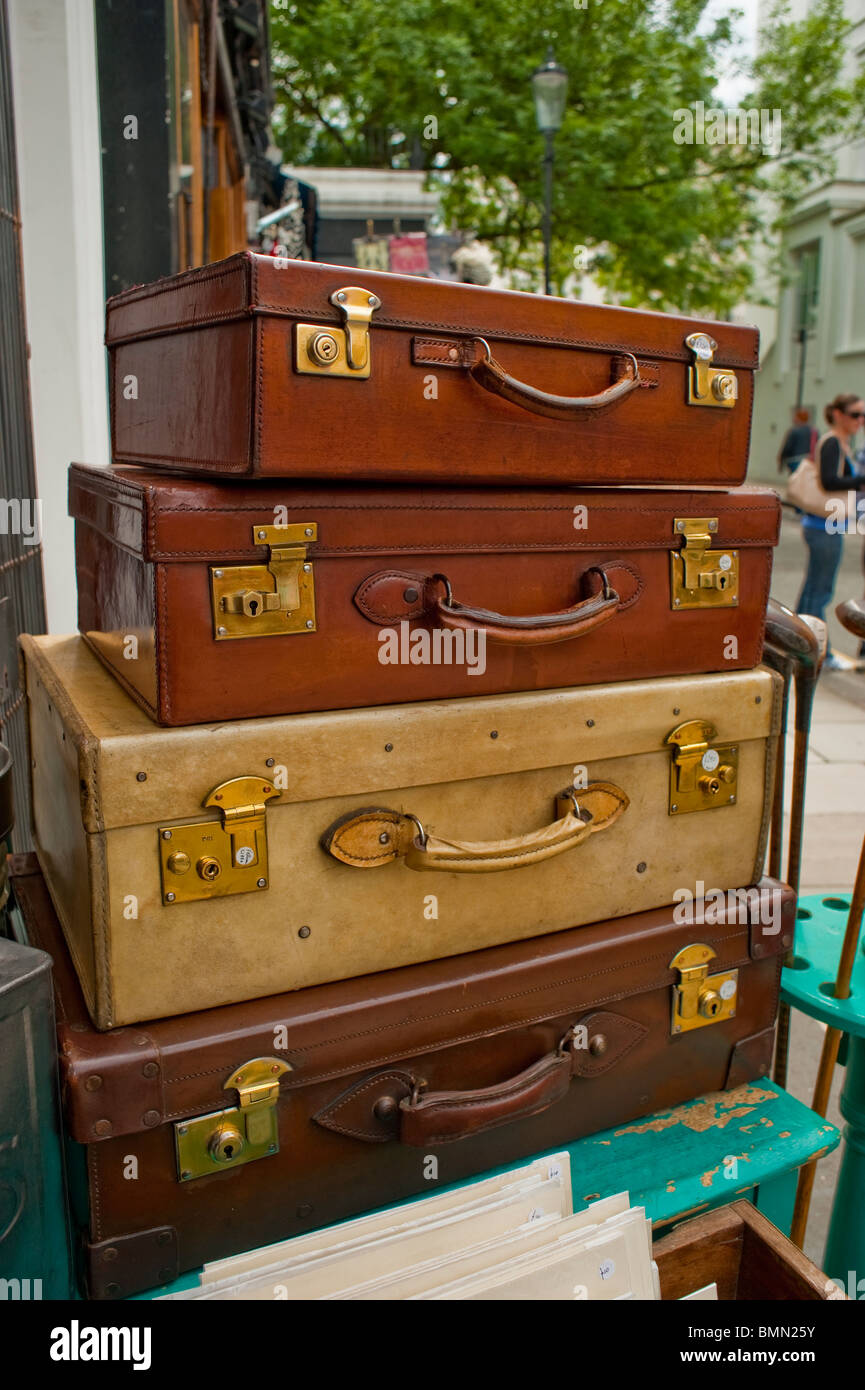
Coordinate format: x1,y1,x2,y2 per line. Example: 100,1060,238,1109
8,0,108,635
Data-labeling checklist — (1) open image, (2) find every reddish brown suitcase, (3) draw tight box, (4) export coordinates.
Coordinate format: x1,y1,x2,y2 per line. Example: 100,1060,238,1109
9,856,792,1299
106,253,758,487
70,463,779,726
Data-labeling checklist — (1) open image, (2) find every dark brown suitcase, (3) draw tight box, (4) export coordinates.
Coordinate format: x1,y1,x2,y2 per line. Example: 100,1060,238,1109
106,253,758,487
70,463,779,726
9,856,792,1299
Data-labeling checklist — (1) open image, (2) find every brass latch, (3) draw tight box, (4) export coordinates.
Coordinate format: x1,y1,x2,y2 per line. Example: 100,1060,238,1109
211,523,317,640
670,517,739,610
295,285,382,379
685,332,738,408
670,944,738,1035
175,1057,291,1181
666,719,739,815
159,775,281,904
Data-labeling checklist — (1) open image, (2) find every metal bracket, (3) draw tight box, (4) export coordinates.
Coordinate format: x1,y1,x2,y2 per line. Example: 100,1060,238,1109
211,523,317,640
295,285,382,378
159,775,281,904
666,719,739,815
670,944,738,1035
685,332,738,408
670,517,739,610
175,1057,291,1181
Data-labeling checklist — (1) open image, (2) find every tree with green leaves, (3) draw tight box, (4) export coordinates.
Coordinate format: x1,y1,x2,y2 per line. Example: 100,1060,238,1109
269,0,865,314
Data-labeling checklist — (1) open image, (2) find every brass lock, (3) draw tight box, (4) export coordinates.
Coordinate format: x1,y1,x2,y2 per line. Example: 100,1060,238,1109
211,523,317,640
670,517,739,610
295,285,382,379
684,332,738,409
159,775,280,904
208,1123,245,1163
666,719,739,815
669,944,738,1035
175,1057,291,1182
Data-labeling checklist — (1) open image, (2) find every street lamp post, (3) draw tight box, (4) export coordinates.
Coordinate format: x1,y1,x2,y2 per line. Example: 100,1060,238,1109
531,48,568,296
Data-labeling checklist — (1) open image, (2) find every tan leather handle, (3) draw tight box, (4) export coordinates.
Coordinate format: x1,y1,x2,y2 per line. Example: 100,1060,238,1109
400,1049,572,1146
431,568,620,646
469,339,641,421
321,782,628,875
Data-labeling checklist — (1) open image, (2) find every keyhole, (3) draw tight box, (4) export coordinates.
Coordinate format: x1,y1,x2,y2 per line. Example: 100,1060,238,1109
718,575,727,590
249,598,259,615
224,1144,234,1159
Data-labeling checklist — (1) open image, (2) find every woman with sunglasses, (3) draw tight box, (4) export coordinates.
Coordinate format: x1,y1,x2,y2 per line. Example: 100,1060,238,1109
797,392,865,670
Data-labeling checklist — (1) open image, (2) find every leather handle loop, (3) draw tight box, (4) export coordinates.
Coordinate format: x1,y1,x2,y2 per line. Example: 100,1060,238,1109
469,339,641,421
321,783,629,875
430,567,620,646
399,1047,573,1146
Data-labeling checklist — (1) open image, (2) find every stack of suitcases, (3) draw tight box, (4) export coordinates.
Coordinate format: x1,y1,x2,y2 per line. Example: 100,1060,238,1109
12,254,794,1299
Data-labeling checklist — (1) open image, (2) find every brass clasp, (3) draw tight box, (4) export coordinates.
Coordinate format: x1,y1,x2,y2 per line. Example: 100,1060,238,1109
666,719,739,815
670,517,739,610
175,1057,291,1181
295,285,382,379
159,775,281,904
211,523,317,640
685,332,738,408
670,944,738,1035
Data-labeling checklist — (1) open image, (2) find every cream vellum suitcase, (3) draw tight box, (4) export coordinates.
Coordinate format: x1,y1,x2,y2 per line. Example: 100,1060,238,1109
21,635,781,1029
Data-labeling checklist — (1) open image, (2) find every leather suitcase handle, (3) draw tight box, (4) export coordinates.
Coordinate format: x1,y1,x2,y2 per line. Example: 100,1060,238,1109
469,339,641,421
431,567,620,646
399,1047,573,1146
321,782,628,874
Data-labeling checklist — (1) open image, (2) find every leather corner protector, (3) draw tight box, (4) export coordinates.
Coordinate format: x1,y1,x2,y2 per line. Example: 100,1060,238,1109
571,1010,648,1078
320,808,413,868
354,570,431,625
748,889,796,959
725,1025,776,1090
64,1027,164,1144
86,1226,179,1300
313,1069,414,1142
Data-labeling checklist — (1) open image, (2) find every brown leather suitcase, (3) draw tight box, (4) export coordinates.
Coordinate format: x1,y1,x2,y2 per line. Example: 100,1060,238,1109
69,463,780,727
9,855,793,1300
106,253,757,487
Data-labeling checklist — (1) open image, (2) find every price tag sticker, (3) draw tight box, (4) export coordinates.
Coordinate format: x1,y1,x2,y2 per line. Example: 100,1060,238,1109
236,846,255,866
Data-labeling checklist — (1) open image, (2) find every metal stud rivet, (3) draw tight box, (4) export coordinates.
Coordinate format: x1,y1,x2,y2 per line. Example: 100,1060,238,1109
588,1034,608,1057
671,804,679,812
379,832,390,844
85,1075,103,1092
257,877,267,888
303,563,311,572
258,530,267,539
177,1125,188,1137
337,292,346,302
729,795,736,803
385,743,393,752
306,619,314,629
755,696,762,704
217,626,227,636
162,830,172,840
214,569,223,578
166,892,175,903
586,719,595,728
298,926,311,939
490,731,498,740
136,772,147,782
305,527,313,537
265,758,275,767
368,295,376,306
636,862,647,873
404,587,419,603
180,1171,191,1182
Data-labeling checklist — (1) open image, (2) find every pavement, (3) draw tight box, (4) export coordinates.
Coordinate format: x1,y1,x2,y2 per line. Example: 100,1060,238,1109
760,503,865,1268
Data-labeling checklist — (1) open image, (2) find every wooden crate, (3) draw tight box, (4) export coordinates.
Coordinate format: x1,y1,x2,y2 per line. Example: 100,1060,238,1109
653,1200,845,1301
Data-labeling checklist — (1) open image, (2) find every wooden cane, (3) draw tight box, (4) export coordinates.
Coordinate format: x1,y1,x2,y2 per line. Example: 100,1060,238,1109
789,599,865,1246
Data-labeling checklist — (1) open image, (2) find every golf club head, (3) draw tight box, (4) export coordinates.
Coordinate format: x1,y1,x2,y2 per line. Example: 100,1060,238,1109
764,598,823,669
836,598,865,642
798,614,828,672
